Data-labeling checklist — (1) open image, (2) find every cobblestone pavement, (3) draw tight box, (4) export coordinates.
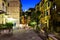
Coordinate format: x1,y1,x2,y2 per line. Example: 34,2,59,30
0,29,43,40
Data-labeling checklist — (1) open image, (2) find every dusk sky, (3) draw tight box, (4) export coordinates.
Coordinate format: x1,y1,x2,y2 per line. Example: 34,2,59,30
21,0,40,11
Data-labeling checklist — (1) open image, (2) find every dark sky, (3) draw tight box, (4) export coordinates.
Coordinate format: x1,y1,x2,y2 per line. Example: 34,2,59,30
21,0,40,11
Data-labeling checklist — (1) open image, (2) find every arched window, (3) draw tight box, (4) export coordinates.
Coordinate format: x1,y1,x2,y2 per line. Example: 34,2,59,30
8,3,9,7
2,3,4,7
48,1,50,7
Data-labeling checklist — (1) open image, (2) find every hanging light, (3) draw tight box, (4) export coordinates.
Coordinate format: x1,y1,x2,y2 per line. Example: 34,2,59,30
55,5,56,9
52,2,56,10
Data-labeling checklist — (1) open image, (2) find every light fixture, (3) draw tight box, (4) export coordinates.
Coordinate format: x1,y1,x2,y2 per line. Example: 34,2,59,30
52,5,56,10
55,5,56,9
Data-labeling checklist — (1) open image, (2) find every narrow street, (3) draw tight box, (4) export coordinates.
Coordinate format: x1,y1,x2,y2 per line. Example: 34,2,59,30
0,0,60,40
0,29,43,40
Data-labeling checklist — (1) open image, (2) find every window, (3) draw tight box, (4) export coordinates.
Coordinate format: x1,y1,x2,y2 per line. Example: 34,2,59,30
2,3,5,11
36,6,39,11
8,3,9,6
2,3,4,6
45,11,48,16
48,2,50,7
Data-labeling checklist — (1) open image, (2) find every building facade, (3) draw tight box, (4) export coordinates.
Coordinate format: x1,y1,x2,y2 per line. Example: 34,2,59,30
0,0,7,24
37,0,51,32
37,0,60,33
0,0,22,26
7,0,21,24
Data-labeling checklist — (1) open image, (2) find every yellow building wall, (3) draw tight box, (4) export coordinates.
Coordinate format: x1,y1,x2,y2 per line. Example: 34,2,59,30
7,7,20,24
0,0,6,24
7,0,20,24
0,0,3,10
0,14,3,24
0,14,6,24
39,0,51,30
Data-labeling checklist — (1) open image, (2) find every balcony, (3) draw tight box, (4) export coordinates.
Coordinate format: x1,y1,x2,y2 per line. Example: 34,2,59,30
0,6,6,13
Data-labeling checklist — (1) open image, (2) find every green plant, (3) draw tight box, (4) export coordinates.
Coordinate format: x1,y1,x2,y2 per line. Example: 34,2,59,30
0,24,7,29
28,10,41,31
28,21,37,28
5,23,13,28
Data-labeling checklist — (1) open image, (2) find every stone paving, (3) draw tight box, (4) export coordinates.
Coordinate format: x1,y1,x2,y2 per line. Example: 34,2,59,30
0,29,43,40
